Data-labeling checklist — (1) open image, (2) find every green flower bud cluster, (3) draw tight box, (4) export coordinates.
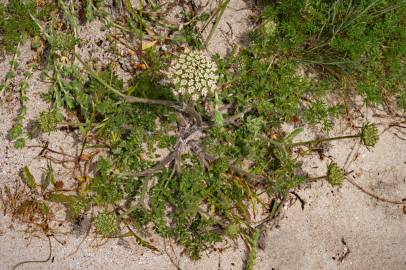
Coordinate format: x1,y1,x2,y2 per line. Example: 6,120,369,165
93,212,118,238
167,49,219,101
360,123,378,148
326,163,344,187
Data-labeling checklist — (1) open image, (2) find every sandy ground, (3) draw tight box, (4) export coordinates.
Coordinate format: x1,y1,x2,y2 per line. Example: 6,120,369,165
1,1,406,269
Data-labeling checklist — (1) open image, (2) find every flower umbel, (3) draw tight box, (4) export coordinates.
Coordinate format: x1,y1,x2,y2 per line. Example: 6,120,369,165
167,49,219,101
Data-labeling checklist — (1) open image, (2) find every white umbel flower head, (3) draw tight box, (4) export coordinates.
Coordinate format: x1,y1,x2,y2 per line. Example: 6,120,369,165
167,49,219,101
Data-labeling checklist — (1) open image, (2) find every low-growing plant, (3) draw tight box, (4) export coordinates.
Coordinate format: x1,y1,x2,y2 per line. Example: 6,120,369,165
8,69,33,148
256,0,406,110
0,0,55,52
1,1,406,269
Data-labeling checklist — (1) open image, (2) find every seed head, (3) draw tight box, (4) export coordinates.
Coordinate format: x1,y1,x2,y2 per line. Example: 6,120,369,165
360,123,378,148
167,49,219,101
326,163,344,187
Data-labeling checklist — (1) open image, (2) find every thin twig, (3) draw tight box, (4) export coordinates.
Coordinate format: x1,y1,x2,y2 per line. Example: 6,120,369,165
291,134,360,147
26,144,77,159
290,191,305,210
128,138,184,178
205,0,230,45
12,235,52,270
163,238,182,270
66,215,92,258
256,196,287,250
134,151,177,177
307,170,354,183
75,52,205,127
75,53,177,106
346,176,406,205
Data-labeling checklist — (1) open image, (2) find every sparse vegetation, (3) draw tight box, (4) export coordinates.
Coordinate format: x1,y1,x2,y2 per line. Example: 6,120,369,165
0,1,406,269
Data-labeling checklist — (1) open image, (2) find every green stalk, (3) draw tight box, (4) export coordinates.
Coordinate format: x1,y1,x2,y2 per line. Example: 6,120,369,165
245,229,260,270
290,134,360,147
74,53,175,107
307,175,327,182
205,0,230,45
74,53,207,127
138,0,143,49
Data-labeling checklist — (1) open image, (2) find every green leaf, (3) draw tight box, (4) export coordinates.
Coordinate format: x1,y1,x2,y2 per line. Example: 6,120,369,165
47,193,77,204
21,166,37,190
121,231,160,252
14,137,25,149
214,110,224,127
38,202,49,215
236,201,251,221
42,164,56,191
214,93,224,127
78,124,87,136
8,125,23,140
284,127,304,144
